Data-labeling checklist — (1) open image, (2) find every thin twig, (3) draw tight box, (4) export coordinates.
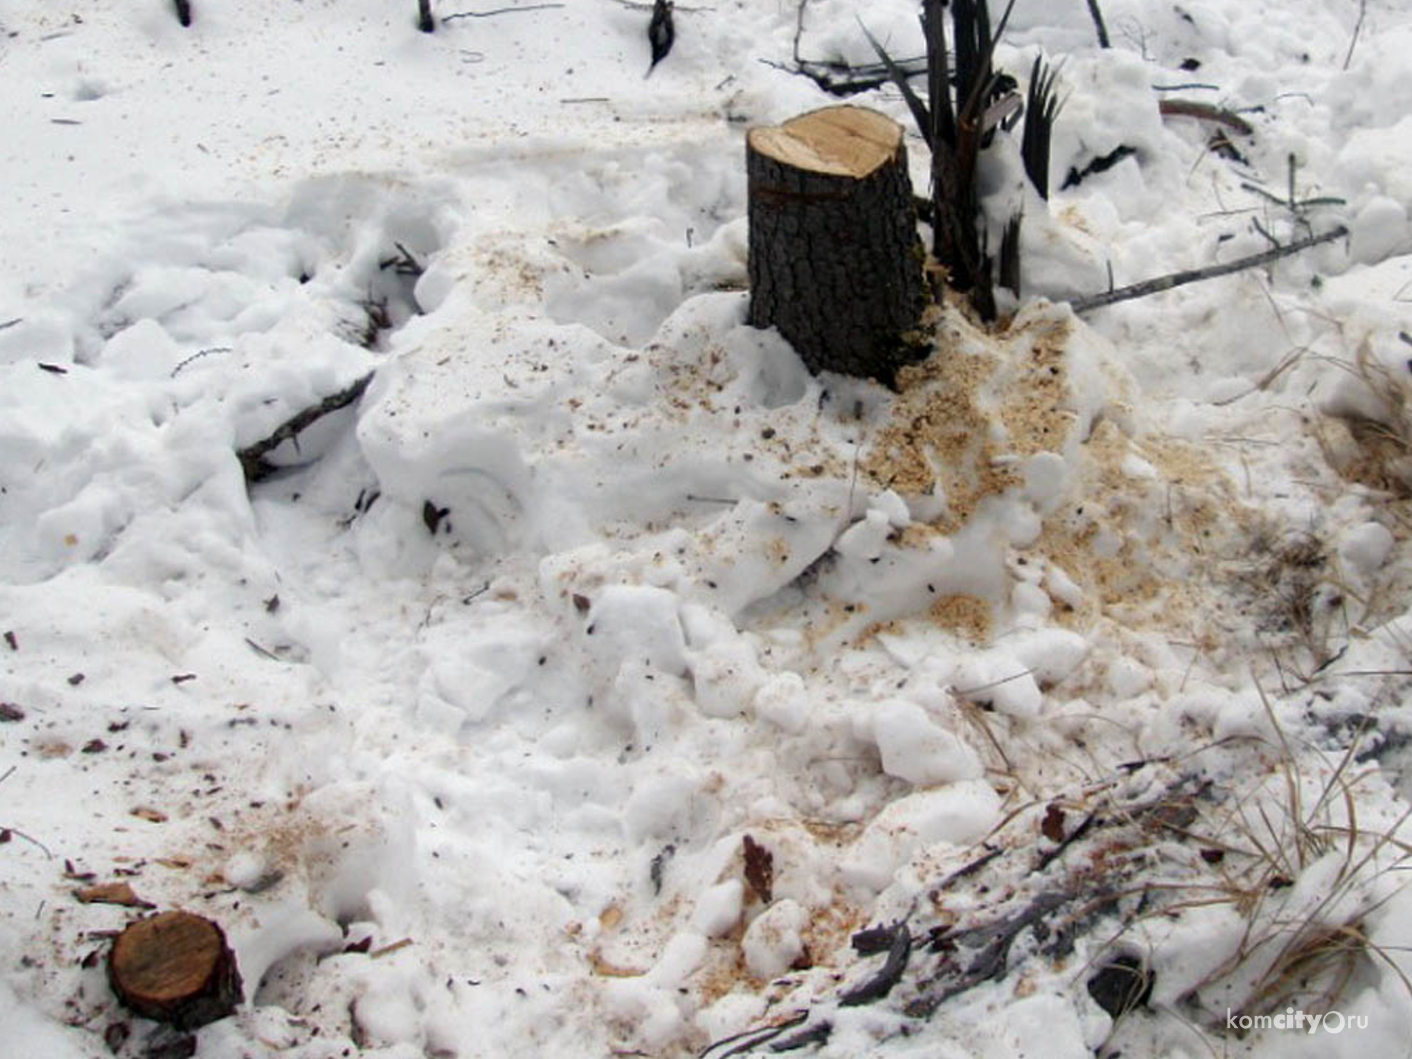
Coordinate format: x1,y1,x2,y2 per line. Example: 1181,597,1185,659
441,3,563,20
1,826,54,859
1344,0,1367,71
244,638,281,661
699,1011,810,1059
170,346,232,378
1072,225,1347,313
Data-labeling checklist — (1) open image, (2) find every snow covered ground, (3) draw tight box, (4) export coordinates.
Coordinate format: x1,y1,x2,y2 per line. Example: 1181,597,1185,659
4,1,1412,1056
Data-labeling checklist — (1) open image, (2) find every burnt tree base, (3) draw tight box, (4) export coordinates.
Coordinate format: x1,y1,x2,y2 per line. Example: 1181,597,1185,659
747,105,927,387
108,912,243,1030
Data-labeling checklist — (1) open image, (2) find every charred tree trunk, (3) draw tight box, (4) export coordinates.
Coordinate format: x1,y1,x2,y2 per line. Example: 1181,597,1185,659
174,0,192,27
108,912,243,1030
418,0,434,32
747,106,927,386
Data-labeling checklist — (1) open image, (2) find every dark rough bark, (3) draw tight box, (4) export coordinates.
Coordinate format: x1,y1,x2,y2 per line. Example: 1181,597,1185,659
417,0,434,32
108,912,243,1030
747,106,926,386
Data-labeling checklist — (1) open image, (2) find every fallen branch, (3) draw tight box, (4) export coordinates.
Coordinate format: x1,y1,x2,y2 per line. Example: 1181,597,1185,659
237,372,375,484
757,56,923,98
906,890,1073,1016
378,242,424,276
1033,809,1098,872
1085,0,1110,48
699,1010,810,1059
771,1022,832,1052
1071,224,1347,313
840,923,911,1006
1158,98,1254,136
1061,144,1137,191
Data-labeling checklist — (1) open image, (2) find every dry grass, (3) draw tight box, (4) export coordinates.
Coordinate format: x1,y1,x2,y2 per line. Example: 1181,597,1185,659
1319,338,1412,498
1138,689,1412,1033
1222,523,1357,686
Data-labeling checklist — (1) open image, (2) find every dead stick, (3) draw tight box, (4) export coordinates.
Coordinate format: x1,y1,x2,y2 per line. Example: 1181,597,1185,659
1071,225,1347,314
1085,0,1110,48
1158,98,1254,135
238,372,375,484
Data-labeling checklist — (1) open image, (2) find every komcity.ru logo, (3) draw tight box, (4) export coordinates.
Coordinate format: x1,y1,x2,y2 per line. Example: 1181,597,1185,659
1227,1008,1369,1035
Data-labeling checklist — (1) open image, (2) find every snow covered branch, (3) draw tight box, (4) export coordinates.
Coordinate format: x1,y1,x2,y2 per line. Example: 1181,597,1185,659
237,372,375,484
1071,224,1348,313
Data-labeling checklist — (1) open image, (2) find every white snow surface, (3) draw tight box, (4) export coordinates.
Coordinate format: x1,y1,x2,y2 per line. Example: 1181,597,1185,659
4,1,1412,1057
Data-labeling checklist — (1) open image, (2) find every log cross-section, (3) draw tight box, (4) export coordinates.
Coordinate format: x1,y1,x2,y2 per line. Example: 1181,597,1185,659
107,911,243,1030
747,105,926,386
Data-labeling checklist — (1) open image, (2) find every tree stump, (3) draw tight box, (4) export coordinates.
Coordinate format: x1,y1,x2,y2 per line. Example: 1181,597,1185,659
107,912,243,1030
747,105,927,386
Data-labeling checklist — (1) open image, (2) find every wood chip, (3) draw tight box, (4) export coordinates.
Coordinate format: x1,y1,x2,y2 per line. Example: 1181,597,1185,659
1040,803,1066,843
743,834,774,904
74,882,155,908
589,950,645,978
132,807,169,824
370,937,413,959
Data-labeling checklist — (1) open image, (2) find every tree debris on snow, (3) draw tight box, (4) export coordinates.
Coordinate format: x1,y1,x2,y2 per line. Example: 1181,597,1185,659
236,371,375,484
1072,224,1348,313
75,882,155,908
839,921,911,1006
742,833,774,903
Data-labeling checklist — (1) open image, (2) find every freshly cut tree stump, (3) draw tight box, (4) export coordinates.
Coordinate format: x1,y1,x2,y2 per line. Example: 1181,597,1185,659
747,105,927,386
107,912,243,1030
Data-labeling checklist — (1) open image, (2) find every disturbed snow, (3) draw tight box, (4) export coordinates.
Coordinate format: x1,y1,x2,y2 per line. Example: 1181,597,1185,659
3,2,1412,1058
